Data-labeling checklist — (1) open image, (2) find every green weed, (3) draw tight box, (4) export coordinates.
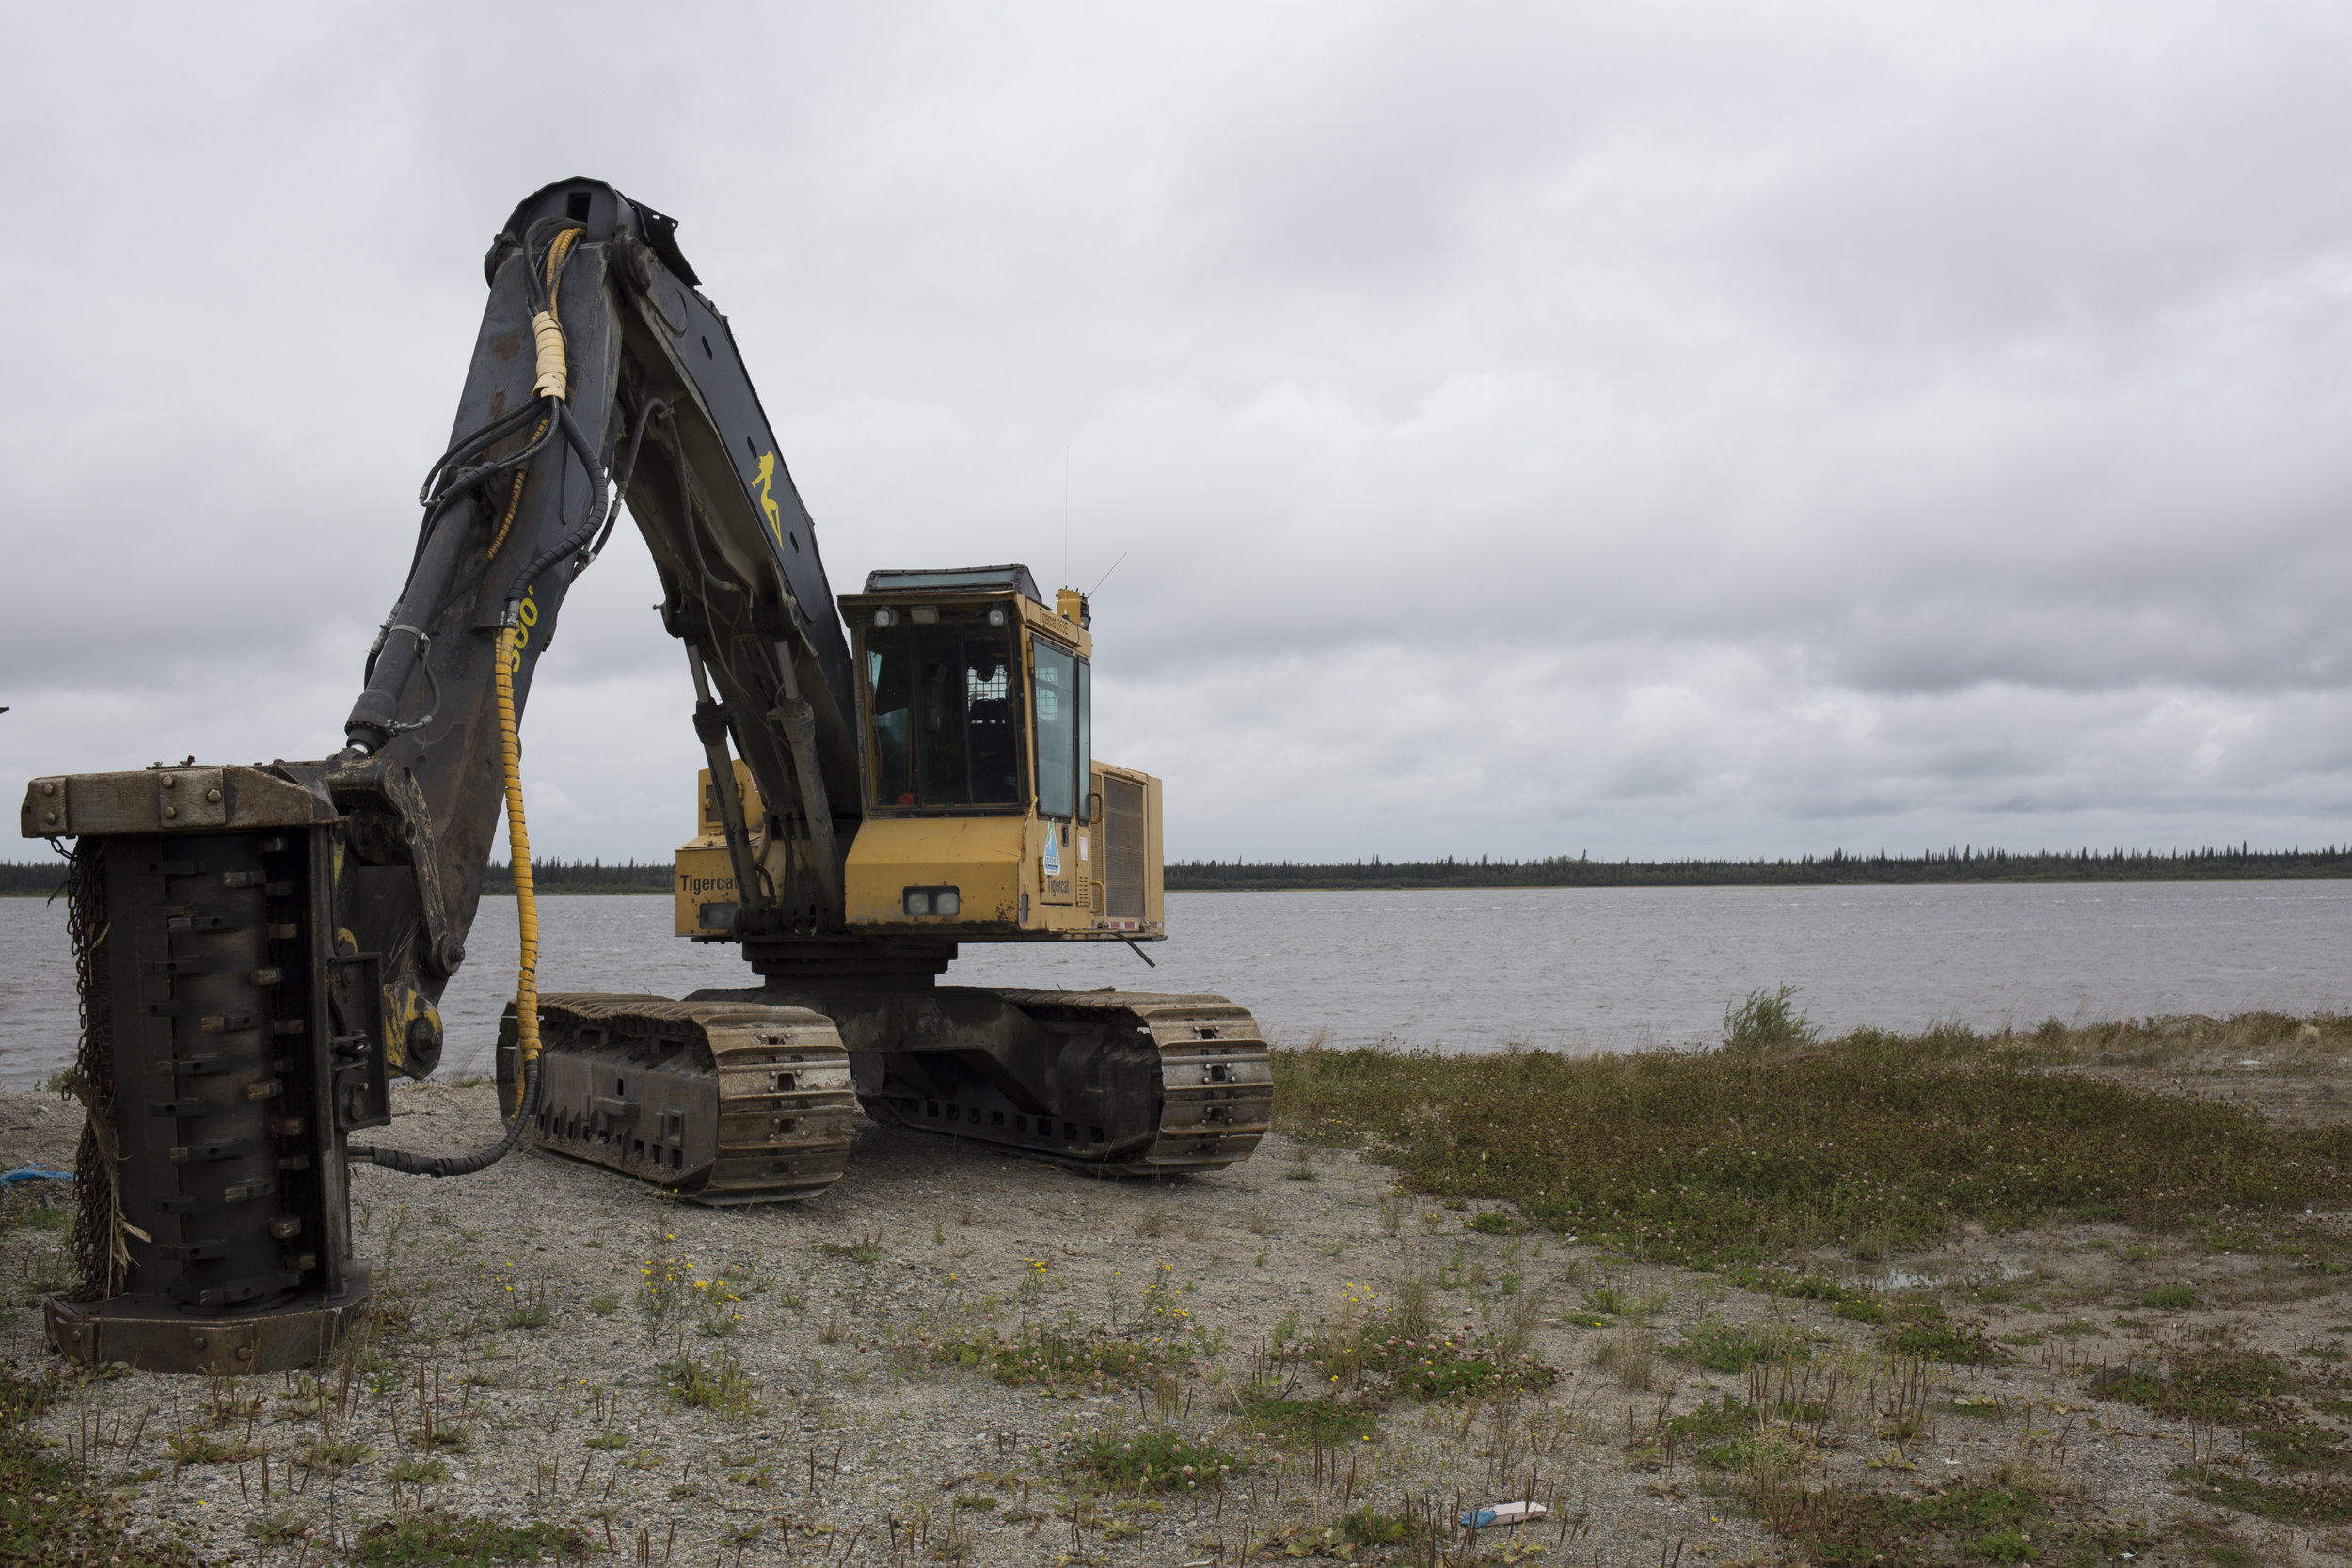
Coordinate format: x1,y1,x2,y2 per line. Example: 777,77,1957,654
1724,984,1819,1047
242,1509,308,1546
2248,1422,2351,1473
1291,1291,1559,1402
1338,1509,1430,1549
1069,1428,1245,1490
636,1230,698,1328
2173,1465,2352,1525
294,1439,374,1469
1662,1396,1766,1469
167,1430,263,1465
1581,1280,1632,1317
1764,1480,2159,1568
916,1318,1194,1390
1670,1318,1810,1373
1242,1398,1379,1446
1890,1311,2002,1366
817,1225,885,1263
659,1353,758,1415
2099,1343,2298,1427
351,1508,585,1566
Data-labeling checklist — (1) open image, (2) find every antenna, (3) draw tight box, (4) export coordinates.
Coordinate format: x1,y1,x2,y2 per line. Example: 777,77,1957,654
1089,551,1128,597
1062,443,1071,588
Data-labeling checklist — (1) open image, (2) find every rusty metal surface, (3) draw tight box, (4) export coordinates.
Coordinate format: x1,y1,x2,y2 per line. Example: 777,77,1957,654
45,1269,371,1375
500,993,856,1205
850,989,1272,1176
21,765,338,840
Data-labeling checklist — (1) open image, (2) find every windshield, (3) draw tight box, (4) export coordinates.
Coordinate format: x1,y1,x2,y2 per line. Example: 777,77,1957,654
865,619,1022,807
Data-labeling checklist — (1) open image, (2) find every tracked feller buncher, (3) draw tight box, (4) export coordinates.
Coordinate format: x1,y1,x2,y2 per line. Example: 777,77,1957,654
22,179,1269,1374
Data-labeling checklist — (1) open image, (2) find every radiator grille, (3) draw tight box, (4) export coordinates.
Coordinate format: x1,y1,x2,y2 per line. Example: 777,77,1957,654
1104,776,1147,921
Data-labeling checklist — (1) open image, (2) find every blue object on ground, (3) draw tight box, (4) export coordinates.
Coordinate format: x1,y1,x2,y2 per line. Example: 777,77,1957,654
0,1166,73,1184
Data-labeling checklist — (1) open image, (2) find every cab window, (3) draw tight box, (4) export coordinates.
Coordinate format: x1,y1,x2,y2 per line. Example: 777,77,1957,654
1031,641,1089,818
865,619,1021,807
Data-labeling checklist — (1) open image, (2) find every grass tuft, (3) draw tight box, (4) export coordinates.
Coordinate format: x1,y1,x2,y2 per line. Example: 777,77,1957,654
2173,1464,2352,1524
1766,1479,2162,1567
351,1508,586,1566
1068,1427,1245,1491
1668,1318,1810,1373
916,1318,1200,1390
1241,1397,1380,1446
659,1352,758,1415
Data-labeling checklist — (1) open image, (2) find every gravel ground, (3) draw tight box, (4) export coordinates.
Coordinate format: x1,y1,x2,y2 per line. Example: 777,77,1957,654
7,1078,2352,1565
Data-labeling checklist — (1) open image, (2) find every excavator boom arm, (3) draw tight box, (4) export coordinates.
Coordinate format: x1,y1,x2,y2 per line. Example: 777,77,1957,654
331,179,861,1073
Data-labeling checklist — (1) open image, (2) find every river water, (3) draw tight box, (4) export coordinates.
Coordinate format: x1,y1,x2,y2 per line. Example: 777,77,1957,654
2,880,2345,1086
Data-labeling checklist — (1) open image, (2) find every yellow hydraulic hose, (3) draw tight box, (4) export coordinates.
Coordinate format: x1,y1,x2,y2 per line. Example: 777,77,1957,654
350,625,543,1176
350,227,578,1176
502,227,574,1069
496,622,541,1072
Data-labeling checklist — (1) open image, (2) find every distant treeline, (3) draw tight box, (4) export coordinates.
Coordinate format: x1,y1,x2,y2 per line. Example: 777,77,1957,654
482,859,673,895
0,858,675,896
0,862,67,897
1166,844,2352,891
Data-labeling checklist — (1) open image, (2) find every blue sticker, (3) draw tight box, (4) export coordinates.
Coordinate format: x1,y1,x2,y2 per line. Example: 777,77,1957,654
1042,832,1061,876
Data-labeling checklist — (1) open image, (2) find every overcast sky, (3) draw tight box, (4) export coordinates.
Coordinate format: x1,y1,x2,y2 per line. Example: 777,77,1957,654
6,1,2352,864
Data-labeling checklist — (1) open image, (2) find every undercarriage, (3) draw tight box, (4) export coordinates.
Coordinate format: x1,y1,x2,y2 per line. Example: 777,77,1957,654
500,983,1272,1203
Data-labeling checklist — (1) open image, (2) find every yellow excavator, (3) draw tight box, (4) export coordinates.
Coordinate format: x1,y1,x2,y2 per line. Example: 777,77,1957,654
21,178,1268,1373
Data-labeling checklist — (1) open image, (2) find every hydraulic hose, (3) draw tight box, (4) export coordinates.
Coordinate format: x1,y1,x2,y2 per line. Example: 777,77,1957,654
349,223,588,754
352,621,542,1177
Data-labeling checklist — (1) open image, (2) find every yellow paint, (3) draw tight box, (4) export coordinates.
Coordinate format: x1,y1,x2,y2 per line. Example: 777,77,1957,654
753,451,784,547
676,760,764,936
380,979,442,1079
675,842,740,936
845,816,1027,928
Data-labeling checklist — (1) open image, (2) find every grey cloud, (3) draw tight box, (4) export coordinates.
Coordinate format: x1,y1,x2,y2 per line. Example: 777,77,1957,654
7,1,2352,866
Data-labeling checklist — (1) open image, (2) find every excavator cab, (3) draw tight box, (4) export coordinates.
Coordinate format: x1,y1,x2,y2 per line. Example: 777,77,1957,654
675,564,1165,943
